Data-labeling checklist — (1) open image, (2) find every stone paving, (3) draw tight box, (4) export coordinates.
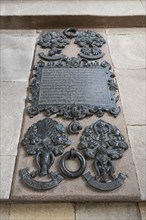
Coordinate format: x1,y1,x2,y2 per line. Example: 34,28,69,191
1,0,145,16
0,28,146,218
1,1,145,29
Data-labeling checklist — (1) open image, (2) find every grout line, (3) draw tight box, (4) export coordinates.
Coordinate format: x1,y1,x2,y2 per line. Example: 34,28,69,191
105,29,116,70
127,124,146,127
8,203,11,220
72,202,77,220
126,125,142,200
138,202,143,220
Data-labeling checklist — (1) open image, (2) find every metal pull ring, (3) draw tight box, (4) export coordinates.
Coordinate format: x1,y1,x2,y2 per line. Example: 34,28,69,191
60,149,86,178
63,28,78,38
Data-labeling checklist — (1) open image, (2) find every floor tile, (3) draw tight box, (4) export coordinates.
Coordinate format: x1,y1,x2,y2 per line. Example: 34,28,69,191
106,28,146,35
20,0,144,16
0,156,16,200
141,0,146,8
0,204,10,220
0,35,36,81
0,29,36,36
116,69,145,125
107,34,145,69
139,202,146,220
10,203,75,220
0,82,27,156
128,126,146,200
1,0,21,16
76,202,141,220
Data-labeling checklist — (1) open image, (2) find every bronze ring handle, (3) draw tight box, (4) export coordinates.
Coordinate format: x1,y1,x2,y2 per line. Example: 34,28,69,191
60,149,86,178
63,28,78,38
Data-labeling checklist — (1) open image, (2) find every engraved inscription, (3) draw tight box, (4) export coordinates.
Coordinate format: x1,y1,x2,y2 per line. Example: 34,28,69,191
38,68,110,106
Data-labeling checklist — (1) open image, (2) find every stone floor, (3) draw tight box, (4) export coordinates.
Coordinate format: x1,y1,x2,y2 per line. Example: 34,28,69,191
0,0,145,28
0,28,146,218
0,202,146,220
1,0,145,16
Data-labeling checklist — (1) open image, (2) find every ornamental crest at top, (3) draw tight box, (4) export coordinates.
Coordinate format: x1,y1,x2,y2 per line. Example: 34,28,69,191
38,28,105,60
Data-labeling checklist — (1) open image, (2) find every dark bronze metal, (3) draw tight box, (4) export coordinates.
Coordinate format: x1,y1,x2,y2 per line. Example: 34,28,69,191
63,27,78,38
67,119,82,135
38,29,106,61
38,31,70,61
60,149,86,178
39,53,65,61
83,172,127,191
20,168,64,190
19,29,128,192
27,29,121,133
79,120,128,191
75,30,105,60
20,118,71,190
27,58,120,122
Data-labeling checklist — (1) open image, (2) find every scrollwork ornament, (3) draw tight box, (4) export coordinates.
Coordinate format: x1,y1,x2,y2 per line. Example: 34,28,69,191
27,58,120,125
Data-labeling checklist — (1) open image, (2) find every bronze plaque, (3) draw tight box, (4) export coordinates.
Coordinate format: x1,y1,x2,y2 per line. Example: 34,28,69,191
38,67,110,106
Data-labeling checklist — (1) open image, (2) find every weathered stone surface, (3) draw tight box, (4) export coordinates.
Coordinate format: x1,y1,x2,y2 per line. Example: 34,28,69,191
116,69,145,125
10,29,140,202
0,82,27,156
0,204,10,220
76,203,141,220
139,202,146,220
0,0,21,15
0,29,36,36
128,126,146,200
9,203,74,220
141,0,146,8
107,34,145,69
1,0,144,16
0,35,36,81
0,156,16,199
106,28,146,35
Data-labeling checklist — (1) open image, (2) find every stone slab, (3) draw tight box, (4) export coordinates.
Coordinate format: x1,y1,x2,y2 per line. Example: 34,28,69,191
0,156,16,200
139,203,146,220
106,28,146,35
0,204,10,220
1,0,144,16
0,0,21,16
128,126,146,200
9,203,74,220
115,69,145,125
0,35,36,81
0,82,27,156
76,202,141,220
10,113,141,202
107,34,145,69
1,1,145,29
21,0,145,16
141,0,146,8
0,29,37,36
11,29,140,202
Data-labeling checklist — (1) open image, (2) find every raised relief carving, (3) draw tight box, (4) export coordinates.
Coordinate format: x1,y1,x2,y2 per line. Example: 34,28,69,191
79,120,128,191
